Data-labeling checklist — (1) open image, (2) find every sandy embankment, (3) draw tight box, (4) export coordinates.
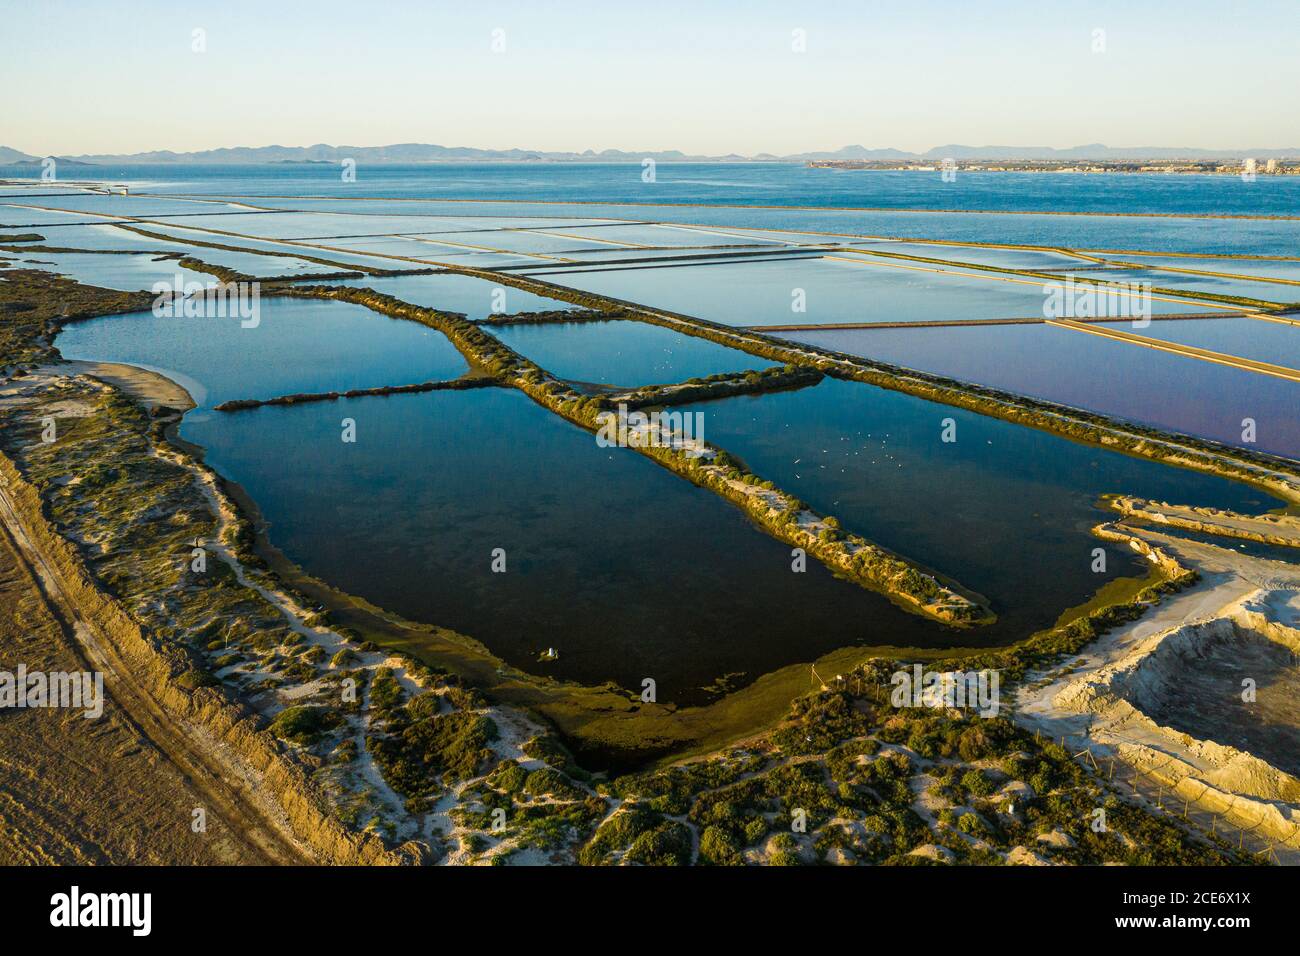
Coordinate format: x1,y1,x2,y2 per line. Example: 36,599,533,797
1016,526,1300,859
36,359,197,412
1109,495,1300,548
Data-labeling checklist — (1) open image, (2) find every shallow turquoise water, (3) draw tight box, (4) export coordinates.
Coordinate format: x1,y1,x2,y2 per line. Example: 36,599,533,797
490,320,776,386
2,250,214,293
525,256,1203,327
328,272,581,317
1119,255,1300,284
1064,266,1298,305
26,223,345,278
0,204,123,227
8,165,1300,256
230,196,1300,258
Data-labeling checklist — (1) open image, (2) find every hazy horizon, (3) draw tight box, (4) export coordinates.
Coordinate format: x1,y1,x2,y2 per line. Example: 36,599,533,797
4,0,1297,156
7,140,1300,163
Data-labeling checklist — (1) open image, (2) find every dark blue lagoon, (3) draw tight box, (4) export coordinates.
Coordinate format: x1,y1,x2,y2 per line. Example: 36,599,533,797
678,377,1279,639
55,298,467,408
179,387,986,702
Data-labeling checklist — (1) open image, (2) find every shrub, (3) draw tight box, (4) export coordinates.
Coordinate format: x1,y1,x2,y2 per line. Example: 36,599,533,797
698,825,743,866
488,760,528,794
623,820,693,866
370,667,404,712
176,667,218,691
269,705,343,745
961,769,995,798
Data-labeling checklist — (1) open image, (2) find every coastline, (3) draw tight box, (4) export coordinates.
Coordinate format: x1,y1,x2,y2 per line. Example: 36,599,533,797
39,358,198,411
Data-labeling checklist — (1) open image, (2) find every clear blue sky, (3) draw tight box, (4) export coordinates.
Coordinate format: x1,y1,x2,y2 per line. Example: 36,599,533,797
3,0,1297,155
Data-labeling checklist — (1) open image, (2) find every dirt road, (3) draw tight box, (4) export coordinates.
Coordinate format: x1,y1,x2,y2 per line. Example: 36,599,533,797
0,472,311,865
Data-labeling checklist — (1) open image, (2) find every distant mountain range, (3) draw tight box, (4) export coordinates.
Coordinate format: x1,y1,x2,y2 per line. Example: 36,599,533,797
3,142,1300,165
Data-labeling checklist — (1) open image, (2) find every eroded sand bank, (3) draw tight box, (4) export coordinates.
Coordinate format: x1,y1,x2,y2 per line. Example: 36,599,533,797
1016,527,1300,861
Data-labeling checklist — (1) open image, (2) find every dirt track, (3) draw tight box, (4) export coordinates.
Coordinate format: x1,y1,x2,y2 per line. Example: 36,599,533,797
0,473,310,865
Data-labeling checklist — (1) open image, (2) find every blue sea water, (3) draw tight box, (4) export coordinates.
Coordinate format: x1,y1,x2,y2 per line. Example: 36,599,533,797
6,163,1298,256
5,162,1299,217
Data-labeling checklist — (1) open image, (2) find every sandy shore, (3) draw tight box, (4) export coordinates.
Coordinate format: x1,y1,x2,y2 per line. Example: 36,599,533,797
38,359,197,412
